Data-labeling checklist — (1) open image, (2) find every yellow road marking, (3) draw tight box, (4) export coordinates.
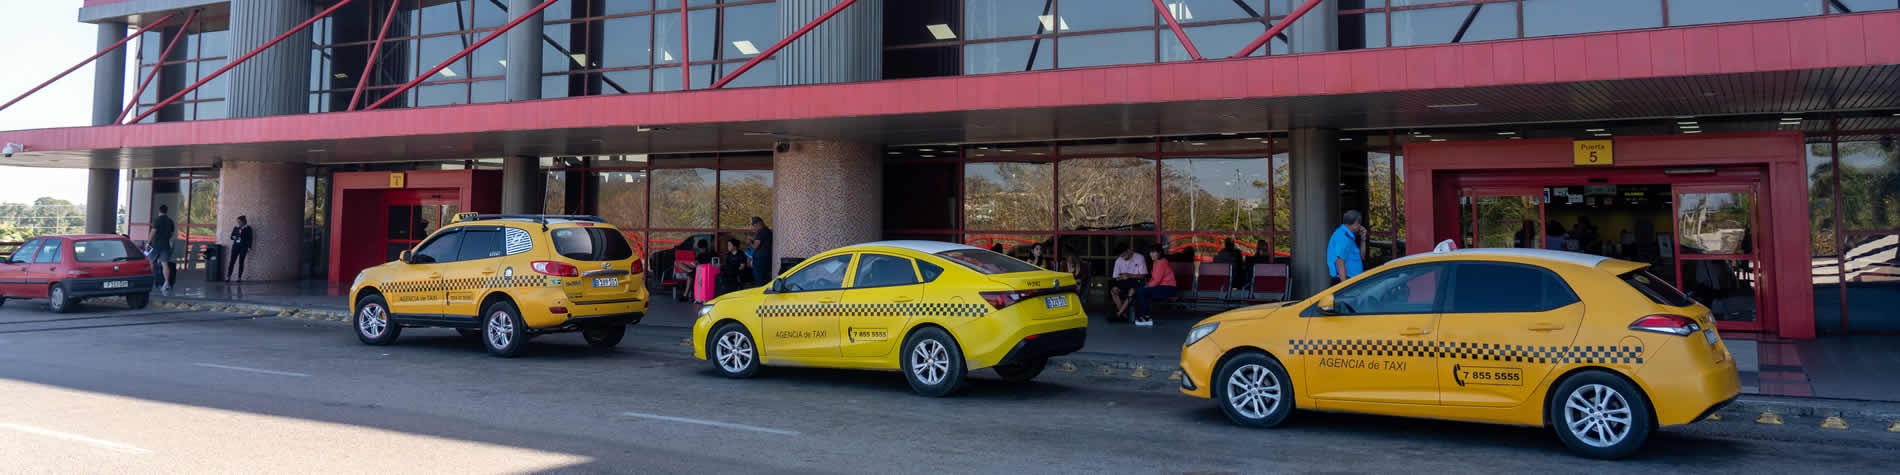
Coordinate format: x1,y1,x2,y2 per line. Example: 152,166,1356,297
1756,412,1784,425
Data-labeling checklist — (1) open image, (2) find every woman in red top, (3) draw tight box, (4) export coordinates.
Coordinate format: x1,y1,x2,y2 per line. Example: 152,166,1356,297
1133,246,1177,326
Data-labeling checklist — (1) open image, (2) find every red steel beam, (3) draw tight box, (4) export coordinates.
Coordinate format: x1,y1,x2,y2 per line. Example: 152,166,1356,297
1232,0,1323,58
711,0,859,89
0,12,177,114
365,0,558,111
119,9,199,124
348,0,407,111
1152,0,1204,61
131,1,356,124
680,0,690,90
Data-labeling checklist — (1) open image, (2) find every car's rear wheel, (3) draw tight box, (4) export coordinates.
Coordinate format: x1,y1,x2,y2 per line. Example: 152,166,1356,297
125,293,150,309
455,328,482,341
482,300,529,357
993,357,1047,383
902,327,967,397
0,296,8,307
710,322,759,378
1216,352,1293,428
354,294,400,345
47,284,75,314
583,323,626,348
1550,370,1653,460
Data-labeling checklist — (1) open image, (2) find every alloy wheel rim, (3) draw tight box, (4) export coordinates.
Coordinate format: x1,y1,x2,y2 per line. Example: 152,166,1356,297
1225,364,1282,419
1563,383,1634,448
358,303,386,337
50,288,63,310
911,339,951,385
486,311,513,349
716,331,753,373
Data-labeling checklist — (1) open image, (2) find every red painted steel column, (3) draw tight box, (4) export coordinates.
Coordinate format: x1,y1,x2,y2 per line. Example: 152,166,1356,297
365,0,559,111
0,12,176,113
1151,0,1204,60
1232,0,1323,58
680,0,690,90
119,9,199,124
711,0,859,89
349,0,408,111
131,1,356,124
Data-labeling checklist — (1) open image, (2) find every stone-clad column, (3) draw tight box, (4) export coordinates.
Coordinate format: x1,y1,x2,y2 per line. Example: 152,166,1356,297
217,161,305,281
505,0,543,101
771,141,882,275
1290,128,1340,298
87,22,128,234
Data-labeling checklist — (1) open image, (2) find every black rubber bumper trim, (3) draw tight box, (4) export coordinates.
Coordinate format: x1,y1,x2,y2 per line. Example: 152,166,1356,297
1691,395,1738,424
1179,366,1198,391
995,328,1087,366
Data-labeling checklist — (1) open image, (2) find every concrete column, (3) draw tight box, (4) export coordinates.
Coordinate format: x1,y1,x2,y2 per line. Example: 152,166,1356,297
1286,0,1339,54
217,161,305,281
500,156,541,214
778,0,883,85
87,22,128,235
772,141,882,275
1289,128,1341,299
228,0,313,118
505,0,543,101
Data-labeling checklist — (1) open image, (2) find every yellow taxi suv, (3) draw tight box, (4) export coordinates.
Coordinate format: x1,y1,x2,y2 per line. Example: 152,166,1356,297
1178,249,1739,459
349,214,648,357
691,241,1086,397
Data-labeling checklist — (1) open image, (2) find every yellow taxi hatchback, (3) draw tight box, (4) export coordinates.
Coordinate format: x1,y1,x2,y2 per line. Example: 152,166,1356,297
349,214,649,357
692,241,1086,397
1178,249,1739,459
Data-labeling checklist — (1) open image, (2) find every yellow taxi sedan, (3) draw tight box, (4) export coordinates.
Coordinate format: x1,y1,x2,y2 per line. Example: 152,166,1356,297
1178,249,1739,459
692,241,1086,397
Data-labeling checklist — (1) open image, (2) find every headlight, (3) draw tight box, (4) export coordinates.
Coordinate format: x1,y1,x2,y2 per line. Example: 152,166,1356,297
696,305,716,318
1184,322,1219,347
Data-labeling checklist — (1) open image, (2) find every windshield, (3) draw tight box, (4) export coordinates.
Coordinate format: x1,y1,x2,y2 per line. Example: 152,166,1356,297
74,239,141,263
1621,269,1693,307
935,249,1040,275
550,227,635,261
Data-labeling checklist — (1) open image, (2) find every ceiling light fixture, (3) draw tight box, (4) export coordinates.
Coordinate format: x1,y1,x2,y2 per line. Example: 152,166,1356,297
1219,132,1237,136
1677,121,1697,125
919,148,935,152
1037,15,1070,31
1679,125,1699,129
440,69,458,78
1430,139,1447,142
1781,117,1801,121
887,151,901,155
1496,131,1516,135
1585,128,1605,132
926,24,956,40
570,53,588,65
1510,137,1523,140
1593,133,1613,137
733,41,760,55
332,73,348,79
1426,103,1479,109
498,59,507,67
1413,134,1433,138
1189,142,1208,146
1337,137,1352,141
1684,130,1703,134
1000,149,1016,152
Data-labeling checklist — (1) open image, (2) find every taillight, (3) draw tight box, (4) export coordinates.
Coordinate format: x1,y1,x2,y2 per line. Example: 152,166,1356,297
979,290,1034,310
530,261,580,277
66,270,92,278
631,259,644,275
1629,314,1701,336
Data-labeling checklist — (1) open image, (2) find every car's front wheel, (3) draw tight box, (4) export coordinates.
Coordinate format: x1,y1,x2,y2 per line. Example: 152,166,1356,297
482,301,529,357
1550,371,1653,460
1216,352,1294,428
902,327,967,397
993,357,1047,383
583,323,626,348
709,322,759,378
47,284,76,314
354,294,400,345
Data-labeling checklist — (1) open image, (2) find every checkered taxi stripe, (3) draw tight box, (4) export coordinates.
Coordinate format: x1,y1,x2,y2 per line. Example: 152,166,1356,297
1288,339,1644,365
757,302,991,318
384,275,549,293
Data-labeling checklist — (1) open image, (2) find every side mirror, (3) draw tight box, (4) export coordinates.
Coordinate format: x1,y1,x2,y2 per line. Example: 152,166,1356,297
1316,294,1339,316
768,280,783,294
398,250,413,263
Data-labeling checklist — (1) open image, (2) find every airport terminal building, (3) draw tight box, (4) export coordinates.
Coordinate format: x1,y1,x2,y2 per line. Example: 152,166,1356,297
3,0,1899,338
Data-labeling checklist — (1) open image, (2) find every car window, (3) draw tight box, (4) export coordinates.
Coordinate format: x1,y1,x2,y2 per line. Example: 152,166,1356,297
32,240,63,263
456,229,505,261
1621,269,1693,307
551,227,635,261
412,231,462,264
853,254,919,288
1447,262,1579,313
74,239,140,263
918,260,946,283
935,249,1040,274
780,254,852,292
1330,263,1445,315
8,239,42,264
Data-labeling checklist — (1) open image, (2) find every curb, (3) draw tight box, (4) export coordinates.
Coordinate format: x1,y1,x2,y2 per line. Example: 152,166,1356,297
151,297,350,324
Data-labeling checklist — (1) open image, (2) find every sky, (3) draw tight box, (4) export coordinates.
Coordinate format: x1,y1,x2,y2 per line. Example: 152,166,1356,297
0,0,129,207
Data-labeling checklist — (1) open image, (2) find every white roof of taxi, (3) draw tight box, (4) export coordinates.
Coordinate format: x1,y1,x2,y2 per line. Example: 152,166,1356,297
1391,248,1611,268
856,240,983,254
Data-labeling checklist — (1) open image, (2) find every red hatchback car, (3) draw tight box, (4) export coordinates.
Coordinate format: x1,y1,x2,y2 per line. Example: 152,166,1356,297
0,234,155,313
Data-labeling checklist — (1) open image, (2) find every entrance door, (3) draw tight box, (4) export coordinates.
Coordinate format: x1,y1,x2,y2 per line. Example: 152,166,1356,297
1462,187,1545,249
384,191,461,263
1674,184,1765,332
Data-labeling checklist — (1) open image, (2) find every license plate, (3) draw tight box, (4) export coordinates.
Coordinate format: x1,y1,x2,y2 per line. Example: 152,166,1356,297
1044,295,1068,309
592,277,619,288
1703,328,1718,345
101,281,128,289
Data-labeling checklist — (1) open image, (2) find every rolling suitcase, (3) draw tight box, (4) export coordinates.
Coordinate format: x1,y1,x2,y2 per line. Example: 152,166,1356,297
694,263,721,303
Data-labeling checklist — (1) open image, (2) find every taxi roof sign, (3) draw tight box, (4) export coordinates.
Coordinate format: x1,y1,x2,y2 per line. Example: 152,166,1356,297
450,212,481,224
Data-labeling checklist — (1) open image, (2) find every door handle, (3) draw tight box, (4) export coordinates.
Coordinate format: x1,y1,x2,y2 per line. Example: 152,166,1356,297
426,273,442,279
1529,322,1565,332
480,269,495,275
1399,327,1430,336
892,296,915,302
818,298,837,304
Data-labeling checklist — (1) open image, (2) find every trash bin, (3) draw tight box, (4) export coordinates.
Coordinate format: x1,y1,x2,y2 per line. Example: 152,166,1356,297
201,243,224,282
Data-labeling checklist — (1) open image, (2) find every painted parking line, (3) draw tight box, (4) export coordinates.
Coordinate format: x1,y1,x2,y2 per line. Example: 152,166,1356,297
618,411,800,436
0,422,153,455
193,363,310,377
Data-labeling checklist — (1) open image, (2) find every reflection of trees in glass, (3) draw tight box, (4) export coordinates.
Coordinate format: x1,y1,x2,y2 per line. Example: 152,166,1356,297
1472,196,1537,248
1272,153,1291,234
964,162,1053,230
1678,192,1753,254
304,176,329,228
718,171,774,228
1161,158,1269,232
1060,157,1155,230
1807,143,1836,256
544,171,567,214
652,169,715,229
1837,141,1899,232
597,171,649,231
187,179,218,243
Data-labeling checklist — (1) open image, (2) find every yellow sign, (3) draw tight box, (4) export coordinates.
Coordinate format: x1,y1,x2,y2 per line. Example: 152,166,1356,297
1574,140,1612,166
389,172,406,188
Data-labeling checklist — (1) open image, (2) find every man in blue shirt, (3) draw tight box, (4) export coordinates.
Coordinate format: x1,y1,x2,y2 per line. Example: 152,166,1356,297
1326,210,1367,286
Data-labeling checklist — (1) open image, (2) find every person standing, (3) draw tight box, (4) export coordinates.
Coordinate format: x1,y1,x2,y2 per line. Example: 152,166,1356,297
227,216,253,282
1327,210,1366,287
749,217,774,284
149,205,176,291
719,238,751,294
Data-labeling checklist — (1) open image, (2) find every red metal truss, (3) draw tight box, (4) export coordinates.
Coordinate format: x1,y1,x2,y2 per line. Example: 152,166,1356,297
119,9,199,124
680,0,690,90
131,0,358,124
0,12,177,114
712,0,860,89
348,0,408,111
1233,0,1324,58
364,0,559,111
1152,0,1204,61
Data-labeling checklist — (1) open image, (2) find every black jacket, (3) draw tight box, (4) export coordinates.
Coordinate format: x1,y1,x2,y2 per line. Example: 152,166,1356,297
229,225,254,252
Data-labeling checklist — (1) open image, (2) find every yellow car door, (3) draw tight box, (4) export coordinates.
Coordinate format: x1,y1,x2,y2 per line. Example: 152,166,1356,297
1435,261,1588,407
389,229,463,317
1300,262,1449,405
440,226,507,318
759,253,852,359
839,252,923,359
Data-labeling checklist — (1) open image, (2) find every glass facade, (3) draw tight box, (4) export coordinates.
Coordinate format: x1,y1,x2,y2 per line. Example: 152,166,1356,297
536,153,774,264
132,20,229,122
1808,124,1900,332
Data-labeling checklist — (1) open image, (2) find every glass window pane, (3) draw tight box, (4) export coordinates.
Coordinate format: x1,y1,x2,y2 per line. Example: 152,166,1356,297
1362,12,1386,48
1163,22,1266,62
719,169,775,229
1669,0,1822,26
965,162,1054,231
476,0,508,29
718,60,779,89
1808,142,1837,256
651,65,714,91
472,38,506,78
420,36,472,80
1165,0,1268,23
1333,263,1443,315
471,79,505,103
196,100,227,120
1272,152,1290,233
1838,140,1899,231
1161,157,1270,231
416,83,469,106
198,29,228,57
197,59,228,99
188,178,218,229
421,1,471,35
653,10,716,64
1059,31,1156,68
966,0,1053,40
605,0,653,15
1449,263,1577,313
543,23,575,72
602,16,653,68
1391,4,1517,47
651,168,716,229
854,254,920,287
1677,192,1755,255
1832,0,1899,13
1523,0,1662,38
1839,233,1900,330
1368,152,1396,234
1062,0,1154,32
722,4,778,60
596,170,649,231
1060,157,1156,230
544,170,567,214
964,39,1054,74
782,254,851,291
602,68,653,94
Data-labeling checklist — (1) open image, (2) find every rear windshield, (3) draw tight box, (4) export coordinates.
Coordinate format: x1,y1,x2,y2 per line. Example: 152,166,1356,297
74,239,141,263
550,227,635,261
935,249,1040,275
1621,270,1694,307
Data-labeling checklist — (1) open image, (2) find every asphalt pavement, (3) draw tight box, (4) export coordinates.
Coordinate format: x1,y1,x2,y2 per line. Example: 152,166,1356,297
0,300,1895,474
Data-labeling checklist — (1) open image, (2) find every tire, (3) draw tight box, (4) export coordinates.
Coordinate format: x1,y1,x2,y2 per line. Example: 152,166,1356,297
993,357,1048,383
125,293,150,310
47,284,75,314
481,300,529,357
1215,352,1294,428
1549,370,1654,460
708,322,760,378
583,323,627,348
354,294,401,345
902,327,967,397
0,296,7,307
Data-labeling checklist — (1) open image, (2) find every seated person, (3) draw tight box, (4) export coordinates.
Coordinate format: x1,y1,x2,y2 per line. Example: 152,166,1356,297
1109,245,1147,323
1133,246,1177,327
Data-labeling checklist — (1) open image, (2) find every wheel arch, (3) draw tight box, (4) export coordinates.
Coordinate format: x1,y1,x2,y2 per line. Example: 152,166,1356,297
1540,366,1658,430
705,318,758,355
1213,345,1290,396
477,290,517,315
352,286,382,306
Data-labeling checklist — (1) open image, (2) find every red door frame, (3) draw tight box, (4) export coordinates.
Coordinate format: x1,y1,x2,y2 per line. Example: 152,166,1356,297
1672,182,1768,332
327,169,501,283
1404,132,1813,338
